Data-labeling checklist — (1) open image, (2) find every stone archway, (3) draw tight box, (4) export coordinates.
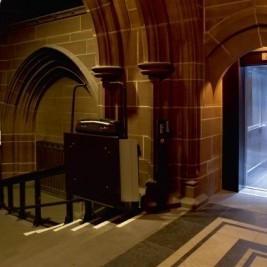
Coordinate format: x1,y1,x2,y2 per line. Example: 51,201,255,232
205,6,267,88
205,3,267,193
1,45,98,178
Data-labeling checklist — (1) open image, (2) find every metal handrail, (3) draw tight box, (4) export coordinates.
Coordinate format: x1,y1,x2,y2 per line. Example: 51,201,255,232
0,165,80,226
0,165,65,186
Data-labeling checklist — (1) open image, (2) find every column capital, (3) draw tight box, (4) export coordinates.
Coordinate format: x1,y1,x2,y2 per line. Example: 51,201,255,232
92,66,124,82
138,62,173,80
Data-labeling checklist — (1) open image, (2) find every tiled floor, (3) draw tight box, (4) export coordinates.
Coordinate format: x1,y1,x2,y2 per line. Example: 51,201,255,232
1,189,267,266
159,217,267,267
106,190,267,267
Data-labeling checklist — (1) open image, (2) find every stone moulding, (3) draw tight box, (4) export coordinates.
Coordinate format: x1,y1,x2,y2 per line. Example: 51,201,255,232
92,66,124,81
138,62,174,80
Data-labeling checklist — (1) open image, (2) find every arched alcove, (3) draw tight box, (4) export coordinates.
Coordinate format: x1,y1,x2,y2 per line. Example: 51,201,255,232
1,45,98,177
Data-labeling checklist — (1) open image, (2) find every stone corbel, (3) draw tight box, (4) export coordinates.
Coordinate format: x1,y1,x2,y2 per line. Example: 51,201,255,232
138,62,174,81
92,66,124,82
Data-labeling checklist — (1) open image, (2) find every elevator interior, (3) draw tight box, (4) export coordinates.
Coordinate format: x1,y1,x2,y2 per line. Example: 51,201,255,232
222,52,267,194
244,65,267,191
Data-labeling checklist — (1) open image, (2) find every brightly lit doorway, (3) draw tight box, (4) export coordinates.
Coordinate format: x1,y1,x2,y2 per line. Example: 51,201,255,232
222,51,267,196
243,65,267,191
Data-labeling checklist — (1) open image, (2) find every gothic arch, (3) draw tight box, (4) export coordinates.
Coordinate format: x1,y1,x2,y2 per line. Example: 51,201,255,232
135,0,171,63
135,1,203,65
1,45,98,176
85,0,130,67
3,45,98,132
205,7,267,87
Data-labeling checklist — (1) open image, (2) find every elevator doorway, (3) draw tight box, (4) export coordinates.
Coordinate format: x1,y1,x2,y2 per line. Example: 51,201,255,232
222,52,267,194
244,65,267,191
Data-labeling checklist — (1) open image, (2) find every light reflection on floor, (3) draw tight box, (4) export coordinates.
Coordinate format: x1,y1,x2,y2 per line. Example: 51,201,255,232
241,187,267,198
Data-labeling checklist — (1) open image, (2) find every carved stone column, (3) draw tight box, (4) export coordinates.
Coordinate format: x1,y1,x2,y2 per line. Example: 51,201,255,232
138,62,173,210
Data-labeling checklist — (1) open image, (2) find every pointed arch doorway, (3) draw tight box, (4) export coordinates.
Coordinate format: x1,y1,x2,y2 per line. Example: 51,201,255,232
223,50,267,194
1,45,98,179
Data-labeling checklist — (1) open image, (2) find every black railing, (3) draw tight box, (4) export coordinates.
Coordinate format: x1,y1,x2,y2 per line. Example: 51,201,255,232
0,165,87,226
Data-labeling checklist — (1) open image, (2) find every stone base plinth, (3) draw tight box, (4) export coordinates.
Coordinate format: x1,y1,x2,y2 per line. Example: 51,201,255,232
181,180,209,210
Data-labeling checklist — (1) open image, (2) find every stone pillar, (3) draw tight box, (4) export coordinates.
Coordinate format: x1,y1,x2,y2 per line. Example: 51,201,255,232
138,62,173,210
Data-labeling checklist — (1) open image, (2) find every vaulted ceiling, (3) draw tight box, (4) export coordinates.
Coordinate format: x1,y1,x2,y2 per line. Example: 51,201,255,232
0,0,84,30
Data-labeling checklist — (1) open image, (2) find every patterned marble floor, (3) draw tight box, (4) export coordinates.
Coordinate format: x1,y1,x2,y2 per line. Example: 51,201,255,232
159,216,267,266
105,191,267,267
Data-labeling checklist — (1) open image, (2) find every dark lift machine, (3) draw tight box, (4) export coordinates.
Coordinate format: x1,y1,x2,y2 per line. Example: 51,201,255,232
64,83,140,223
